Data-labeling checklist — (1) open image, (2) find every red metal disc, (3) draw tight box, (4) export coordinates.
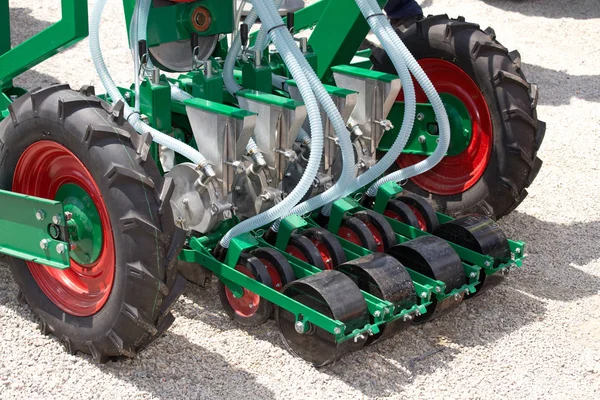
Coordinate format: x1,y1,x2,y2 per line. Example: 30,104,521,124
224,265,260,317
384,207,425,230
363,222,384,253
308,239,334,271
12,141,115,317
286,245,308,262
396,59,493,195
337,226,363,247
260,259,284,292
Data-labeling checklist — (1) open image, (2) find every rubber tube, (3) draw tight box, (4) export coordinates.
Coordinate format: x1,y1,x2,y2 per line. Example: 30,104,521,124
90,0,211,169
220,0,325,248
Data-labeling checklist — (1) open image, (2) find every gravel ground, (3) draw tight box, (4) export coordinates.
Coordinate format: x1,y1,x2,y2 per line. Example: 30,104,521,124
2,0,600,399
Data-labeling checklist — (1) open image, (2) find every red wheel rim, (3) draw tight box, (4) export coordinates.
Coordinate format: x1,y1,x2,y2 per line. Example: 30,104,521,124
363,222,384,253
287,245,310,264
396,59,493,195
12,141,115,317
308,239,334,271
260,259,283,291
224,265,260,317
338,226,363,247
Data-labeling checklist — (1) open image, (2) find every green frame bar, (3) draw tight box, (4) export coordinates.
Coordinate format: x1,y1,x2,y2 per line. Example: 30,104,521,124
0,0,89,90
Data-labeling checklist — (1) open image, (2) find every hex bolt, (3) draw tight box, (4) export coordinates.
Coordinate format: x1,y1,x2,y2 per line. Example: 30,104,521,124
333,327,342,335
469,272,477,278
39,239,50,250
417,113,425,121
295,321,305,334
248,303,254,309
56,243,67,254
435,286,442,293
515,248,521,254
52,214,62,225
418,135,427,144
384,307,390,315
484,260,491,267
454,293,461,301
421,292,427,298
35,210,46,221
64,211,73,221
373,310,381,318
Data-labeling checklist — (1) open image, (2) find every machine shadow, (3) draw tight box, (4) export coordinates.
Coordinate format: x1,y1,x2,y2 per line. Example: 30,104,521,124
0,265,276,400
479,0,600,19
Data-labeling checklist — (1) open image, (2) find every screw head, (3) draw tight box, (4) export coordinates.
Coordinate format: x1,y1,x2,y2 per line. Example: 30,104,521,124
35,210,46,221
484,261,491,267
418,135,427,144
435,286,442,293
515,248,521,254
56,243,66,254
417,113,425,121
421,292,427,298
248,303,253,309
333,327,342,335
295,321,305,334
39,239,49,250
373,310,381,318
52,214,62,225
469,272,476,278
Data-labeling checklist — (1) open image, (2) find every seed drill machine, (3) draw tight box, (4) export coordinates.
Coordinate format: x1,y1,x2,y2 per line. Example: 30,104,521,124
0,0,544,366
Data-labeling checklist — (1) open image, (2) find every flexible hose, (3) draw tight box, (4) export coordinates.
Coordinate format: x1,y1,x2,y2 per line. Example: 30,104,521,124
220,0,325,248
90,0,211,168
358,0,451,197
261,5,356,232
320,0,418,215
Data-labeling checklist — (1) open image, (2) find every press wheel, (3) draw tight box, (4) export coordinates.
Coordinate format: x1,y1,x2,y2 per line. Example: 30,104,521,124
275,270,369,367
250,247,296,292
301,228,346,270
395,192,439,232
336,253,417,345
384,199,421,229
286,234,327,270
337,216,378,252
353,210,397,252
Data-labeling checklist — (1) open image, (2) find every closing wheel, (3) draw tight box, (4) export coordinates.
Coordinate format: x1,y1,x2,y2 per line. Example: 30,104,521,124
218,253,274,326
433,215,510,297
395,192,439,232
353,210,398,252
301,228,346,270
387,236,465,322
384,199,421,230
336,253,417,345
286,234,327,270
0,85,186,362
275,270,369,367
337,216,378,252
250,247,296,292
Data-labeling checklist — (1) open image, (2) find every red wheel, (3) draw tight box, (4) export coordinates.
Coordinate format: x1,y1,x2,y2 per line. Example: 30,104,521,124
395,192,439,232
353,210,397,252
250,247,296,291
396,59,492,195
384,199,421,230
286,234,327,270
218,253,274,326
338,217,378,252
301,228,346,270
12,141,114,317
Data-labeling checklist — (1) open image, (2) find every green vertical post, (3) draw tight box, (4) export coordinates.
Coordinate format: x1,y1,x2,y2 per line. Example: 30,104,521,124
0,0,12,90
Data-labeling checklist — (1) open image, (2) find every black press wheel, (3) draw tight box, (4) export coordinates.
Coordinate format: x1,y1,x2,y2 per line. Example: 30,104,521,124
301,227,347,270
275,270,369,367
387,236,465,322
353,210,398,252
286,233,327,270
336,253,417,345
337,216,378,252
384,199,421,230
372,15,545,219
395,192,439,232
0,85,185,362
218,253,274,326
250,247,296,292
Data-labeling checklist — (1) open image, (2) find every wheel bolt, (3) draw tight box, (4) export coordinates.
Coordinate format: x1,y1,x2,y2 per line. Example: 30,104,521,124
35,210,46,221
39,239,49,250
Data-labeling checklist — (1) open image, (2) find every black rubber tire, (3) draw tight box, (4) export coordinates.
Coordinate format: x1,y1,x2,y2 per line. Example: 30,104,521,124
353,210,398,252
372,15,545,219
384,199,421,229
301,227,347,270
286,234,327,270
217,253,274,327
0,85,186,362
395,192,439,232
338,217,378,252
250,247,296,290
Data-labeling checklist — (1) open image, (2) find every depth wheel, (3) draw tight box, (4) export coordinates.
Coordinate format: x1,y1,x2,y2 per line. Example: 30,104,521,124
353,210,398,252
336,253,417,345
250,247,296,292
395,192,439,232
373,15,545,219
301,228,346,270
218,253,274,326
286,234,327,270
337,216,378,252
433,215,510,297
0,85,185,361
387,236,465,322
275,270,369,367
384,199,421,229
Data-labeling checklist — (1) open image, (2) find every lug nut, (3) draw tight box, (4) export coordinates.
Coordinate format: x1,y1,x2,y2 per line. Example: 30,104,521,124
39,239,50,250
35,210,46,221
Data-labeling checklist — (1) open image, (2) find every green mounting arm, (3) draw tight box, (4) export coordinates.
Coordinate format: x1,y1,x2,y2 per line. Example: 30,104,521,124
0,0,89,90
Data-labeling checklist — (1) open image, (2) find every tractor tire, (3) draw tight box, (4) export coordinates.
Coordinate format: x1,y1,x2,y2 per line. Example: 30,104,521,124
0,85,186,362
372,15,545,219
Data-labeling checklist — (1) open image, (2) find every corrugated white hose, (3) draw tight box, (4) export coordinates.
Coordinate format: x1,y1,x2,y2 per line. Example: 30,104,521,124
360,0,450,197
321,0,418,216
90,0,211,168
252,0,284,51
259,5,356,232
219,1,325,248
